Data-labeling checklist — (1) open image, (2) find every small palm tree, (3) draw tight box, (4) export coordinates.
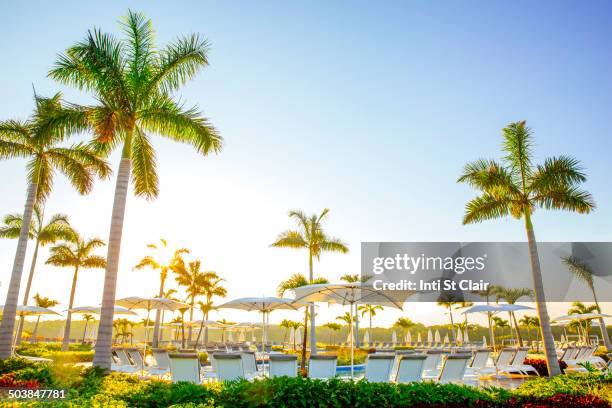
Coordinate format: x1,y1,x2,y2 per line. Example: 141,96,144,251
322,322,341,345
173,259,213,342
81,314,95,343
458,120,594,376
1,208,74,345
271,208,348,353
31,294,59,342
471,286,497,347
392,317,415,339
46,230,106,350
279,319,293,342
336,312,353,326
492,316,510,342
568,301,598,345
134,239,189,347
359,304,383,341
492,286,533,347
194,272,226,347
437,293,462,343
0,93,110,358
50,10,223,369
563,256,611,350
278,273,328,371
158,288,177,343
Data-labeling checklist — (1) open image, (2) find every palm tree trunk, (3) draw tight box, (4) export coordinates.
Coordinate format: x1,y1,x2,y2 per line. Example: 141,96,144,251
62,266,79,351
93,156,131,370
308,252,317,355
301,309,308,375
32,316,41,342
449,308,456,343
188,301,194,344
0,182,37,359
204,310,210,346
592,290,611,350
525,215,561,376
152,271,166,348
354,303,359,348
511,312,523,347
15,239,41,346
82,320,89,343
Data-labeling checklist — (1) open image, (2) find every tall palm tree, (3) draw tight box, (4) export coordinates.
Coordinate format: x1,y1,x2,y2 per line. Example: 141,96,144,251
134,239,189,347
562,256,611,350
322,322,341,345
0,93,110,358
568,301,598,345
194,271,226,348
81,314,95,343
173,259,212,342
30,294,60,342
492,286,533,347
458,120,595,376
340,274,363,347
271,208,348,354
49,10,223,369
359,304,383,341
46,230,106,350
278,273,328,371
0,208,74,345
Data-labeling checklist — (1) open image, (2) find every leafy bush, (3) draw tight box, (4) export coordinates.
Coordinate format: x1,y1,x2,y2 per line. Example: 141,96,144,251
0,357,38,375
0,372,40,388
523,358,568,376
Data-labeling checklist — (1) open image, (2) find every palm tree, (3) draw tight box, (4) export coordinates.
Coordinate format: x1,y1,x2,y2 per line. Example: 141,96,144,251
471,286,497,348
0,93,110,359
278,273,328,371
322,322,341,345
46,230,106,350
134,239,188,347
563,256,611,350
81,314,95,343
359,304,383,341
492,286,533,347
519,315,539,344
0,208,74,345
393,317,415,346
458,120,595,376
49,10,223,369
437,294,462,343
492,316,510,342
158,288,177,343
568,301,598,345
279,319,293,342
113,318,134,344
194,271,226,348
173,259,212,342
271,208,348,354
30,294,59,342
340,274,363,346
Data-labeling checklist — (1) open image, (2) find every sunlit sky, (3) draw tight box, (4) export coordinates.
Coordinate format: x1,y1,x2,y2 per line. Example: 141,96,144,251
1,1,612,329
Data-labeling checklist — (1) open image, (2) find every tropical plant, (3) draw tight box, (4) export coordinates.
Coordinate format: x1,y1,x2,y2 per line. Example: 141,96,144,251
277,273,328,371
158,288,177,343
492,316,510,340
279,319,293,342
392,317,415,338
0,208,74,345
322,322,341,345
437,293,462,343
194,271,226,348
45,229,106,350
49,10,223,368
519,315,539,343
30,294,60,342
458,120,595,375
0,93,110,358
271,208,348,354
172,258,212,342
492,285,533,347
133,239,188,347
336,312,352,326
567,301,598,345
81,314,96,343
359,304,383,341
471,286,497,347
113,318,134,344
563,256,611,350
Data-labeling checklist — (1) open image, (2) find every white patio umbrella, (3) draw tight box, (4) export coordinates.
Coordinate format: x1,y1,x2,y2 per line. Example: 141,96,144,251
553,313,612,322
463,328,469,343
456,328,463,343
227,331,234,342
496,304,535,345
293,282,404,378
295,326,302,344
443,334,449,344
239,331,246,342
0,305,61,346
405,331,411,344
482,336,487,347
217,297,308,349
391,330,397,345
289,327,295,345
427,329,433,343
363,330,370,344
69,305,137,316
462,304,505,349
115,297,189,370
417,332,422,343
434,330,440,343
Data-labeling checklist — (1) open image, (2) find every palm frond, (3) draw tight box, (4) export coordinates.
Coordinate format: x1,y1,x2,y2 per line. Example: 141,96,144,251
533,185,595,214
270,230,307,249
562,256,595,291
319,237,349,254
26,155,54,203
130,127,158,199
462,193,512,224
501,121,533,183
121,9,156,91
81,255,106,269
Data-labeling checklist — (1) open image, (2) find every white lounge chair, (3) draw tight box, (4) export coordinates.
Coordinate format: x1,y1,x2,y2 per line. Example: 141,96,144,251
507,347,538,376
240,351,260,379
465,349,491,376
437,354,471,384
149,348,171,376
422,350,444,378
215,353,245,381
395,354,427,383
112,348,139,373
269,354,298,378
169,353,201,383
126,348,147,371
478,348,516,377
365,354,395,382
308,355,337,379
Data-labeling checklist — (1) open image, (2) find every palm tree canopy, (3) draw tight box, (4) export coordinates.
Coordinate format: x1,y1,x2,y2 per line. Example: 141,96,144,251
271,209,349,260
562,256,595,291
49,10,222,199
0,92,111,203
359,304,384,318
45,229,106,270
392,317,414,330
172,259,215,302
458,121,594,224
492,286,533,304
277,273,329,297
32,293,59,308
0,207,74,244
568,301,598,315
336,312,352,325
323,322,341,331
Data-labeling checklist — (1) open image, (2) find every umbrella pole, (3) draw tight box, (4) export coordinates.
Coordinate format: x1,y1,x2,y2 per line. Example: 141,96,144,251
142,307,151,372
350,302,354,379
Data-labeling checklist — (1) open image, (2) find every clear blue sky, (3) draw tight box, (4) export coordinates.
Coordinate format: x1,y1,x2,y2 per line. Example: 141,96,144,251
1,1,611,326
